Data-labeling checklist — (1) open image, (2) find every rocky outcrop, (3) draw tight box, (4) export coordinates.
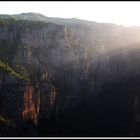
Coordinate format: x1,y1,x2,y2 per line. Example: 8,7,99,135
22,84,40,125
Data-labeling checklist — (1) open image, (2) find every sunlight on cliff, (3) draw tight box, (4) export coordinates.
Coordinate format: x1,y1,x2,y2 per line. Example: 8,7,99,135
22,84,40,125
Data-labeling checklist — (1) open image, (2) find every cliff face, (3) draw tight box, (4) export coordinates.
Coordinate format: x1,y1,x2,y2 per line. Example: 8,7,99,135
0,20,95,125
22,84,40,125
1,16,140,136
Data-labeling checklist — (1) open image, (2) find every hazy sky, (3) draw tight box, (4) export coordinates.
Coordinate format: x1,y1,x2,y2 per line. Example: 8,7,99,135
0,2,140,26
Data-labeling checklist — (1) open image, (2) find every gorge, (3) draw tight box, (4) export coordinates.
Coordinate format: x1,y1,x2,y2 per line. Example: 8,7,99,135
0,13,140,136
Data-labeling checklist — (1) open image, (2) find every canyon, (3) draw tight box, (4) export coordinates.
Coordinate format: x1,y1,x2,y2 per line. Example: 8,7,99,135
0,13,140,136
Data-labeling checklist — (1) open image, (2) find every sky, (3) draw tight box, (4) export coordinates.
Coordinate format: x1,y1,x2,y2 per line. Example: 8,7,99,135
0,2,140,27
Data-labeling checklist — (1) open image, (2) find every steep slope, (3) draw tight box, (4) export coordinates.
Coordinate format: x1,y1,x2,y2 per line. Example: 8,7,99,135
0,19,95,129
1,13,140,136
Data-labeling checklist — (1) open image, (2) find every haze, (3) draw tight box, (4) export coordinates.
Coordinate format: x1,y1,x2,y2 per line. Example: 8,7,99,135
0,2,140,27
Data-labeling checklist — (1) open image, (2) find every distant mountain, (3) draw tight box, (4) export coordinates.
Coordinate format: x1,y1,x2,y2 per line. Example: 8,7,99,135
0,12,110,27
13,12,48,21
0,14,15,20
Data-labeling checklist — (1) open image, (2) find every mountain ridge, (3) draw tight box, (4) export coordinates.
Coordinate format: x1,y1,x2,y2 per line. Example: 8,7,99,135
0,12,129,28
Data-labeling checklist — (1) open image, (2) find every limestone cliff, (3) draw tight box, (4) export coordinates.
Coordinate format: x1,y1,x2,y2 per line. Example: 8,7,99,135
1,14,140,136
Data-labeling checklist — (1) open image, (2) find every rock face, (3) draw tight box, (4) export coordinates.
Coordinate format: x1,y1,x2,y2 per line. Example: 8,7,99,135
0,20,95,127
1,14,140,136
22,84,40,125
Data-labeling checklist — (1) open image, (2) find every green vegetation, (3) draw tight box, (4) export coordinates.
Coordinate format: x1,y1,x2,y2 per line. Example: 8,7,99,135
0,18,16,25
0,59,29,81
0,19,9,25
0,116,15,127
